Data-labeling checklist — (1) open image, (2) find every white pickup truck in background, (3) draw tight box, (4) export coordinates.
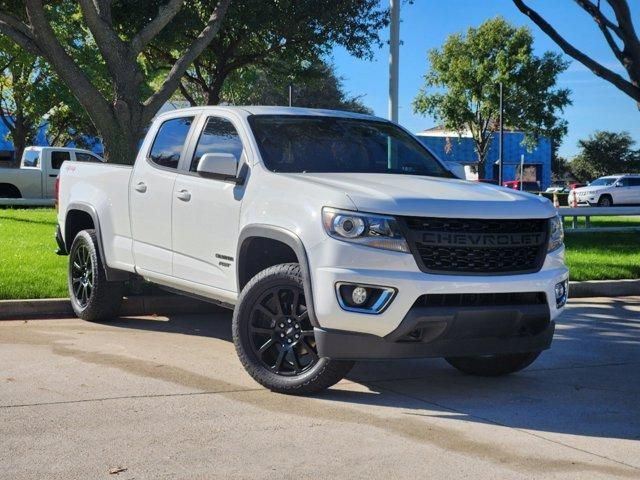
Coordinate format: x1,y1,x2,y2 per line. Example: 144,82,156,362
0,146,103,199
56,106,568,395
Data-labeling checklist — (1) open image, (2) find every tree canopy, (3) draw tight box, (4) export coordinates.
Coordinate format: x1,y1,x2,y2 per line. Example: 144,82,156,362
0,0,231,164
513,0,640,109
145,0,388,105
412,17,571,173
570,130,640,180
216,58,372,113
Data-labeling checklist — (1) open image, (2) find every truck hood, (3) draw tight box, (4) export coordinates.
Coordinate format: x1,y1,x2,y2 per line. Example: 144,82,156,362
280,173,556,219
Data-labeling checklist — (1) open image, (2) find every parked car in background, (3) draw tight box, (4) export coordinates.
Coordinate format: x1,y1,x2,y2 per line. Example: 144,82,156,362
574,174,640,206
503,180,540,192
545,181,567,193
0,146,103,198
56,106,568,395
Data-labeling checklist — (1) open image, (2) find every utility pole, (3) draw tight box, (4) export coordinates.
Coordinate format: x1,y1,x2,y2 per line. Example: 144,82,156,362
288,83,293,107
498,82,504,185
389,0,400,123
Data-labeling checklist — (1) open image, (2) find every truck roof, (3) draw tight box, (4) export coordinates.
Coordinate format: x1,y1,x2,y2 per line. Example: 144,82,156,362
155,105,382,122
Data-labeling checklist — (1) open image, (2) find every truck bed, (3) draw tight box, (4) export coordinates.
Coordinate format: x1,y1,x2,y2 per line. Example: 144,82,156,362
57,161,135,273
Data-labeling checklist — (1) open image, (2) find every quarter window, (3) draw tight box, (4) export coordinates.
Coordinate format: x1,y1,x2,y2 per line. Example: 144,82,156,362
628,178,640,187
190,117,243,172
51,151,71,169
149,117,194,169
22,150,40,167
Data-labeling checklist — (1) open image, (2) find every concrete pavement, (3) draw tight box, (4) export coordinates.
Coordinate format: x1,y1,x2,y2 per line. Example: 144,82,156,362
1,297,639,479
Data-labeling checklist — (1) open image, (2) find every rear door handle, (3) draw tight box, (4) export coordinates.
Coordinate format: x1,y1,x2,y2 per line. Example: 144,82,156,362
134,182,147,193
176,189,191,201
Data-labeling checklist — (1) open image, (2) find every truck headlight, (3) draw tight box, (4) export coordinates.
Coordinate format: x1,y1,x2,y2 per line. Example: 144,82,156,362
548,214,564,253
322,207,410,253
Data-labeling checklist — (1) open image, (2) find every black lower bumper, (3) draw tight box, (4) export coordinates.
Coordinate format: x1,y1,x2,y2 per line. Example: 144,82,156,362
315,304,554,360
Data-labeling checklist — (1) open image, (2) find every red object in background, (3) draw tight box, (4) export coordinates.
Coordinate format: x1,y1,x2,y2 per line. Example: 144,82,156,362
502,180,540,192
569,182,586,190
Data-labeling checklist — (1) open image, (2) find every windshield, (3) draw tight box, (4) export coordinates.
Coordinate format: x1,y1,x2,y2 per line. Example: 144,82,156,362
590,177,618,186
249,115,452,177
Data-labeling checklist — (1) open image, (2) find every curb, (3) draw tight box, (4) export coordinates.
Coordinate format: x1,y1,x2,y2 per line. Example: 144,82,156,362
1,281,638,319
0,295,225,320
569,279,640,298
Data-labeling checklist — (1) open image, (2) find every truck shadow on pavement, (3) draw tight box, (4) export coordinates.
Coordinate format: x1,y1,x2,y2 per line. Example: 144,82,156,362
108,296,640,442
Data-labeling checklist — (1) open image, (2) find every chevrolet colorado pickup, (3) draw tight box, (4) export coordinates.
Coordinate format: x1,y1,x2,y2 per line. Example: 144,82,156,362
56,106,568,394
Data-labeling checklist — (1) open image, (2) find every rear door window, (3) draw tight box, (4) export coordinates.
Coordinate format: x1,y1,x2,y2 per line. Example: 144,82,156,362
51,151,71,170
149,117,195,169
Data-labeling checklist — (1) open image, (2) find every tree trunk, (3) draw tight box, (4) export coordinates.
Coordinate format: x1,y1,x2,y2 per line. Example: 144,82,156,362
99,121,144,165
10,112,31,166
206,73,227,105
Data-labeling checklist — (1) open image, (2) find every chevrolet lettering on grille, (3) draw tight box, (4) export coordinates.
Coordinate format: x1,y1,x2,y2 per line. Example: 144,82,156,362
421,232,545,247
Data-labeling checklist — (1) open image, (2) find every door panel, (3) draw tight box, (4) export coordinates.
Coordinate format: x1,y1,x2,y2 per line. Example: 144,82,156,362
130,116,195,275
172,116,244,291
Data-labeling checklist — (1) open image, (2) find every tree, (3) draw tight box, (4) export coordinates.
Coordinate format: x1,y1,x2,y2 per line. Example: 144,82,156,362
513,0,640,109
570,130,640,180
0,0,231,164
146,0,387,106
0,38,51,163
186,58,372,114
412,17,571,177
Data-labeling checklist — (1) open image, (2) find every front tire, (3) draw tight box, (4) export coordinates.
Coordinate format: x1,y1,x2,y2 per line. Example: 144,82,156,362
68,229,123,321
597,195,613,207
445,352,541,377
232,263,354,395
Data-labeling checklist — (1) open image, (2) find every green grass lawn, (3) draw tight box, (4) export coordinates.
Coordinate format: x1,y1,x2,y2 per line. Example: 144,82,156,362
0,208,68,299
0,208,638,299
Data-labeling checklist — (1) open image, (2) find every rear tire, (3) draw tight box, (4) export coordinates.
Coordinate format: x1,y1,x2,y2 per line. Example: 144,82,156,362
445,351,541,377
233,263,354,395
68,229,123,321
597,195,613,207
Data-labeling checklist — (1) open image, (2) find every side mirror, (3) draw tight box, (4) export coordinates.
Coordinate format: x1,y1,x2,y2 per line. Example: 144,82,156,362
196,153,239,182
445,161,466,179
615,182,623,187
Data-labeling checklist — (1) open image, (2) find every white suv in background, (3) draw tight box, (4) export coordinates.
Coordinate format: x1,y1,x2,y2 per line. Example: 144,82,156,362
574,174,640,207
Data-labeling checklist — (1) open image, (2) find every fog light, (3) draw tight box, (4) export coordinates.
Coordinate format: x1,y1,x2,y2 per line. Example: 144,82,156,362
555,280,568,308
336,283,396,314
352,286,368,305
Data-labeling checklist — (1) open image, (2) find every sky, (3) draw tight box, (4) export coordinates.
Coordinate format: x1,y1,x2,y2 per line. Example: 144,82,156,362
330,0,640,158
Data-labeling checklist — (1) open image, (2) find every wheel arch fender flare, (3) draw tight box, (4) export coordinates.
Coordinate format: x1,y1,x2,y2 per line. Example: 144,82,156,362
65,202,129,282
237,225,319,327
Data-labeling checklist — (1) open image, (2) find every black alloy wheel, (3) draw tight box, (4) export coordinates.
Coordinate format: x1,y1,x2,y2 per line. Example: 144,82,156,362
71,243,94,307
232,263,354,395
248,285,318,375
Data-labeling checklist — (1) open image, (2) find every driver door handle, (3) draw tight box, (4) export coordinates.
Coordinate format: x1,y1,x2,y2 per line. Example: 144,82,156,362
176,189,191,201
134,182,147,193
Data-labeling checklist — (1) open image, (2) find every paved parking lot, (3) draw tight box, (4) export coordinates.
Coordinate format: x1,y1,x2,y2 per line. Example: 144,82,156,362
1,297,639,479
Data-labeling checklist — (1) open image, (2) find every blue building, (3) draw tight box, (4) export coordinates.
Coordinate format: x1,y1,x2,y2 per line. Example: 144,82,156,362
0,117,103,165
417,127,552,190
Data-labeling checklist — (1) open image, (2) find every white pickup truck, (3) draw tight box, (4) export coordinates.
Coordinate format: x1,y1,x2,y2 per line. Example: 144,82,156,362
56,106,568,394
0,146,103,198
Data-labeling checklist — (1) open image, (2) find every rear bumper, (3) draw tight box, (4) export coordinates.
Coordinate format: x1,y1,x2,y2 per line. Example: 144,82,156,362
315,303,554,360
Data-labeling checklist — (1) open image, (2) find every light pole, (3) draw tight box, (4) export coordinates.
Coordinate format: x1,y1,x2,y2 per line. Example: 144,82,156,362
498,82,504,185
389,0,400,123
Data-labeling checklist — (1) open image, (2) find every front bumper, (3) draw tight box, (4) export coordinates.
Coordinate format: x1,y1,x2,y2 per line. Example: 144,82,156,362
316,304,554,360
308,240,568,359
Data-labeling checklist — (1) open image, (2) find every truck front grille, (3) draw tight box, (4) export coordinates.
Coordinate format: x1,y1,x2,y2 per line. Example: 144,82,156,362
400,216,549,275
